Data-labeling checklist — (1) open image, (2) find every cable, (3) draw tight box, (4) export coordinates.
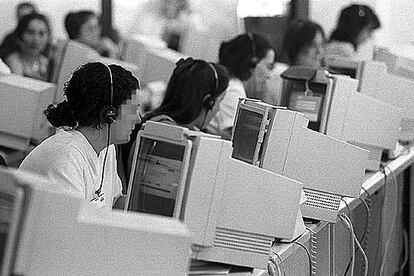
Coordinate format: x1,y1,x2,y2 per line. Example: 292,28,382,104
292,241,312,276
379,166,399,276
341,213,369,276
339,213,355,276
342,197,370,276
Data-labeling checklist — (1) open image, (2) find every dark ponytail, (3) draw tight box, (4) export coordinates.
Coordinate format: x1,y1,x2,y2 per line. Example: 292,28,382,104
44,101,77,128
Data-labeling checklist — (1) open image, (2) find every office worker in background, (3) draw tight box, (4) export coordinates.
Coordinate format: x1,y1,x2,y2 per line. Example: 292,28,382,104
65,10,120,58
205,33,275,140
325,4,381,59
0,1,37,60
119,57,229,182
19,62,140,210
282,20,326,69
4,13,51,81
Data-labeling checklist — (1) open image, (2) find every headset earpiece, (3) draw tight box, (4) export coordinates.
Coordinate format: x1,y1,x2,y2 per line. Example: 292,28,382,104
203,95,215,110
105,106,117,123
247,32,258,67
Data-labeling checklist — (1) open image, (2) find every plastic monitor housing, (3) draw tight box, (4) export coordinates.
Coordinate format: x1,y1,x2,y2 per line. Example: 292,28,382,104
0,167,190,276
0,75,55,150
280,67,403,171
373,46,414,80
324,56,363,80
125,121,303,268
231,98,369,222
359,60,414,141
53,40,141,104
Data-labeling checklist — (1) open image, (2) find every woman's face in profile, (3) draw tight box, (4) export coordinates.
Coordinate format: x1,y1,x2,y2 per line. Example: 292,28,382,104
78,15,101,48
21,19,49,56
296,31,324,69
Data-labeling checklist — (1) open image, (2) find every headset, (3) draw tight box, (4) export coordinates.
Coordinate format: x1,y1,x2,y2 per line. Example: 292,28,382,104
102,63,117,124
203,62,218,110
247,32,258,66
93,63,115,199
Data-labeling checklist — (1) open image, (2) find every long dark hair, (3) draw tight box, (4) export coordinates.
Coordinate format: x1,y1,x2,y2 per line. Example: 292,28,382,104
144,58,229,124
329,4,380,50
64,10,96,40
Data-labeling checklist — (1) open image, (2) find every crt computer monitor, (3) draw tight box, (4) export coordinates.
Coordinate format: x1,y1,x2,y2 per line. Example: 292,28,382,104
280,66,403,171
324,56,363,79
0,74,56,150
231,98,369,222
373,46,414,80
0,167,191,276
126,121,304,268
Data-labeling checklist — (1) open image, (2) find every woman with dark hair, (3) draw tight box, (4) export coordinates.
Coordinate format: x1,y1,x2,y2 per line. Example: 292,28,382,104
325,4,381,59
19,62,140,210
4,13,51,81
205,33,275,139
64,10,119,58
282,19,325,68
120,57,229,180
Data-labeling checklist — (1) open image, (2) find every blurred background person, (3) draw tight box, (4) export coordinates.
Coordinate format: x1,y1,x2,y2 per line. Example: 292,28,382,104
0,1,37,60
325,4,381,60
4,13,51,81
205,33,275,140
65,10,120,58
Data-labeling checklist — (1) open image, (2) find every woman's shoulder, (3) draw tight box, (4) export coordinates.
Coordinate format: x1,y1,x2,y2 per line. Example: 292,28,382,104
324,41,355,59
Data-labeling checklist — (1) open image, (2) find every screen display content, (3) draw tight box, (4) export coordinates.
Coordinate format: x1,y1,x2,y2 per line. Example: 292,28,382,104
286,81,326,131
128,138,185,217
232,109,264,164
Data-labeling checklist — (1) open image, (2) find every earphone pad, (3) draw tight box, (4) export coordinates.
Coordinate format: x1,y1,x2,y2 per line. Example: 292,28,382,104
203,96,215,110
101,106,117,124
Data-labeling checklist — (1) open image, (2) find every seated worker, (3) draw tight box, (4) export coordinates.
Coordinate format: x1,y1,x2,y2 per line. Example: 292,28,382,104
282,19,326,69
0,1,37,60
205,33,275,140
19,62,140,210
4,13,51,81
119,57,229,183
65,10,120,58
325,4,381,60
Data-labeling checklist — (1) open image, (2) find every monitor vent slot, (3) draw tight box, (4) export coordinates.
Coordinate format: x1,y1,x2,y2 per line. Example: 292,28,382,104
303,189,341,211
213,227,272,255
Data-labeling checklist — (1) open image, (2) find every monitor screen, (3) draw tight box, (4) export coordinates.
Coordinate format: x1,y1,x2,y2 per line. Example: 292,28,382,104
232,108,264,164
128,137,185,217
285,81,326,131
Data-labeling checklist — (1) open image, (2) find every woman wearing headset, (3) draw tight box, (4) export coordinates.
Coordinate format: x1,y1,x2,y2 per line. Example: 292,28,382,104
119,57,229,182
205,33,275,140
19,62,140,210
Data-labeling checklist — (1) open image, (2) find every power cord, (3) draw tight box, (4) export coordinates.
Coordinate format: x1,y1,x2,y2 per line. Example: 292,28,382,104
340,213,369,276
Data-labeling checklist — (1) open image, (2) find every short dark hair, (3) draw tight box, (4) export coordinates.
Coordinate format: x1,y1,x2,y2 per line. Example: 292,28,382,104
282,20,325,65
329,4,381,50
219,33,274,81
15,13,51,41
145,57,229,124
45,62,139,129
16,2,37,18
64,10,96,40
